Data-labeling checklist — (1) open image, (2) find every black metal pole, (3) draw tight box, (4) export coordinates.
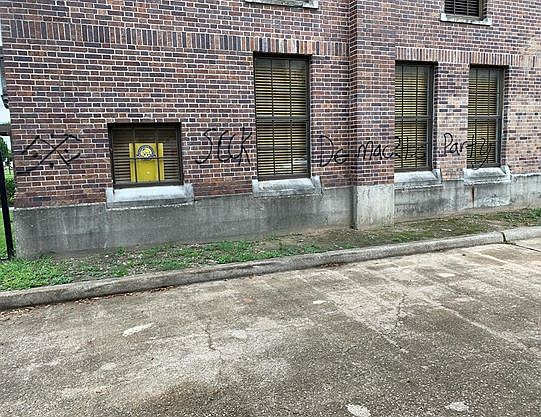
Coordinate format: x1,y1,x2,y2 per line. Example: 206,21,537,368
0,150,14,259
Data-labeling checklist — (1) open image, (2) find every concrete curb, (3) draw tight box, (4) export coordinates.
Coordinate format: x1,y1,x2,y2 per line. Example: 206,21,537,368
501,226,541,242
2,228,537,311
1,231,507,311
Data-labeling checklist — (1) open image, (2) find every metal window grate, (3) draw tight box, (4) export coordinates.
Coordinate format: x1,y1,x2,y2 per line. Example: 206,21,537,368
254,56,310,180
444,0,484,18
394,63,434,171
467,67,503,169
109,123,182,187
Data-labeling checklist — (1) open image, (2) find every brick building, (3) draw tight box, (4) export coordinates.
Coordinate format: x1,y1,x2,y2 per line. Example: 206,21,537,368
0,0,540,257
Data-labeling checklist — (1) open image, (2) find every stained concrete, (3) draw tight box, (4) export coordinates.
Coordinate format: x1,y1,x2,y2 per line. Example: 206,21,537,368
353,184,394,228
394,171,541,220
394,177,513,220
105,184,194,209
14,187,352,257
252,176,322,198
13,173,541,257
1,240,540,416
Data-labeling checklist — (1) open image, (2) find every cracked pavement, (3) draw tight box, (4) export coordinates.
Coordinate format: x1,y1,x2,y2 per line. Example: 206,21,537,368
1,239,540,416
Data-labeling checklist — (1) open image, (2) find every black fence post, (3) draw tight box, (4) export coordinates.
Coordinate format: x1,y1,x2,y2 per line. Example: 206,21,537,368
0,150,14,259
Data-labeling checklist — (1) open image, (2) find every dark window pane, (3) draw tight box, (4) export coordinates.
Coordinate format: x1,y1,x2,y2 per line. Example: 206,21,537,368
444,0,483,18
110,124,182,186
394,63,433,171
467,67,503,168
255,56,309,180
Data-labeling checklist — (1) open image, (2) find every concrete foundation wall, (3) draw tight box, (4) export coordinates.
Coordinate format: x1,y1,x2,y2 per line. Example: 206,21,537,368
353,185,394,228
14,187,353,258
510,174,541,206
395,173,541,220
14,173,541,257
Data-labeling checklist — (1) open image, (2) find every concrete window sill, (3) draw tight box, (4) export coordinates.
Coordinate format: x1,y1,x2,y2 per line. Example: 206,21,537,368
106,184,194,209
463,166,511,186
245,0,319,9
394,169,442,189
440,13,492,26
252,176,322,198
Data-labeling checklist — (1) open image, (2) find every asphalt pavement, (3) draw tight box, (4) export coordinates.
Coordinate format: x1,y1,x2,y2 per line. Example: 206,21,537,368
1,239,540,416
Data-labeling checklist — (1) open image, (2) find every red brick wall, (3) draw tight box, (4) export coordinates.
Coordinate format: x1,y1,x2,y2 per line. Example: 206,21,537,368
393,0,541,178
1,0,539,208
349,0,395,186
0,0,350,207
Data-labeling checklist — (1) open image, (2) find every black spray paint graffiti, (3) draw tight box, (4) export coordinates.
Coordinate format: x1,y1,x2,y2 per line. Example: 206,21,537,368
319,134,349,166
319,134,415,166
19,133,81,174
195,127,251,166
192,129,494,169
443,133,495,168
320,133,495,169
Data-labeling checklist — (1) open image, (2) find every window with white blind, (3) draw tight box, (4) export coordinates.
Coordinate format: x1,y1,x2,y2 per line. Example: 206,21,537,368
109,123,182,187
394,63,434,171
444,0,485,18
254,56,310,180
467,67,503,168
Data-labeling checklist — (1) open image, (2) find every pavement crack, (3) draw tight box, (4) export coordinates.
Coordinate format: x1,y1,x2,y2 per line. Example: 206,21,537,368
203,323,217,352
390,291,407,335
202,323,226,383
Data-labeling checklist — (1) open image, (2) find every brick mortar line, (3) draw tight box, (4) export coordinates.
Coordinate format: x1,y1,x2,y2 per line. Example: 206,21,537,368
396,46,539,68
3,21,349,57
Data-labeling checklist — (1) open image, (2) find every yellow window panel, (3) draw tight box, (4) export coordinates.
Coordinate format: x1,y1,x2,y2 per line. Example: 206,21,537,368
129,143,165,183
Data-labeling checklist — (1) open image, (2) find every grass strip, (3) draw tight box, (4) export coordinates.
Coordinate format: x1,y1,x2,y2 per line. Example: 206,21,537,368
1,207,540,291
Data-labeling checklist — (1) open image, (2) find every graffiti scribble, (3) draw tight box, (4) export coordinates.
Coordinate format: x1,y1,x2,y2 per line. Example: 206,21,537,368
19,133,81,174
195,127,251,166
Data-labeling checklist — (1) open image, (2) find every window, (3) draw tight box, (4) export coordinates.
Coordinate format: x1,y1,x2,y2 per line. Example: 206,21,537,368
0,53,7,110
254,56,310,180
394,63,434,171
467,67,503,168
245,0,319,9
109,123,182,187
0,51,9,136
444,0,485,18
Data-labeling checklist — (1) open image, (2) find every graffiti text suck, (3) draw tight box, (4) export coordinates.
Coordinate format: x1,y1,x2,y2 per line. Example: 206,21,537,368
20,133,81,174
195,127,251,166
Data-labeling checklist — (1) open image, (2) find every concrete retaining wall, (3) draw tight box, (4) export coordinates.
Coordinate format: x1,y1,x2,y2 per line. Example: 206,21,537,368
13,173,541,257
14,187,353,257
395,172,541,220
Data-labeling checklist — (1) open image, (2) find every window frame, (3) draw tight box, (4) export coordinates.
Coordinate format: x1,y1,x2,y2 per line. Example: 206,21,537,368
254,53,311,181
108,122,183,189
394,61,435,172
245,0,319,9
444,0,485,19
467,66,504,169
0,51,8,110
